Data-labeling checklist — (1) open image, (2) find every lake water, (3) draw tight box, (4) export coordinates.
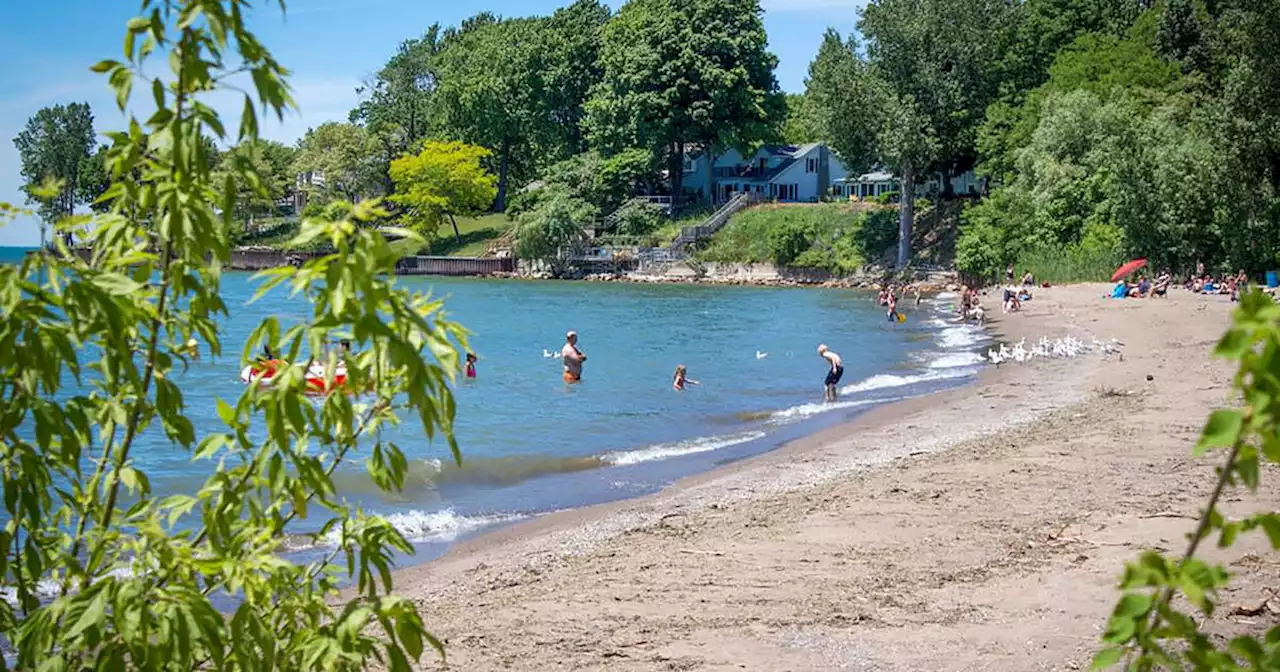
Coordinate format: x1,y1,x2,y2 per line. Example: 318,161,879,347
5,247,989,566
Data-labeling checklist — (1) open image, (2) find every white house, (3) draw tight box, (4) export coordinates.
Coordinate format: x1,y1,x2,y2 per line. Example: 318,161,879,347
682,143,850,204
831,168,986,201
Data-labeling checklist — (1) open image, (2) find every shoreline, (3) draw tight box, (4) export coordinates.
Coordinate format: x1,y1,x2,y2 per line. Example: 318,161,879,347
390,284,1280,670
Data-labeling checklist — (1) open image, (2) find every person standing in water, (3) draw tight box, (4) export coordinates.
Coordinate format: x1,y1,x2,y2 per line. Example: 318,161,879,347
818,344,844,402
672,365,699,391
465,352,477,379
561,331,586,383
886,290,899,323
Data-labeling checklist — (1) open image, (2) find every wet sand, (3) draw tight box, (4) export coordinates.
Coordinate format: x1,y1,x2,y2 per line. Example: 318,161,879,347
394,284,1276,671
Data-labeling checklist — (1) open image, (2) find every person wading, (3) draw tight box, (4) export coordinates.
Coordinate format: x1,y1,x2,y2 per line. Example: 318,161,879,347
561,331,587,383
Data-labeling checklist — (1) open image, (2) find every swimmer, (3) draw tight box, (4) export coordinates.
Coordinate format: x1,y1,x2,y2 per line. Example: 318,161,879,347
818,344,844,402
672,365,700,391
465,352,477,379
561,331,586,383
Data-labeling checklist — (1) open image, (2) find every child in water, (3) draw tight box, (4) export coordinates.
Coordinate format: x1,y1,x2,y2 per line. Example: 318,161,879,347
672,365,699,391
465,352,477,379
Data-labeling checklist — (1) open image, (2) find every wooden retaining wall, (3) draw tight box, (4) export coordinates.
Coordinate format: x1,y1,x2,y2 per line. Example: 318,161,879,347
228,250,514,276
44,248,515,277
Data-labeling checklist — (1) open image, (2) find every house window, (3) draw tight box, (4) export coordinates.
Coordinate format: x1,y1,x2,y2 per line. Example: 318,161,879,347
806,158,817,173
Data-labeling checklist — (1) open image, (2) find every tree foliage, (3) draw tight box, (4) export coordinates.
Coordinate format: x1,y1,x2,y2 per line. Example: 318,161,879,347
388,140,498,238
430,3,608,212
292,122,384,204
213,140,298,224
961,0,1280,279
0,2,463,669
512,192,590,268
349,26,443,159
584,0,784,199
802,0,1013,267
12,102,96,245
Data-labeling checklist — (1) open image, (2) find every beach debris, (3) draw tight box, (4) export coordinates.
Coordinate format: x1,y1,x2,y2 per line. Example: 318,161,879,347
986,336,1124,365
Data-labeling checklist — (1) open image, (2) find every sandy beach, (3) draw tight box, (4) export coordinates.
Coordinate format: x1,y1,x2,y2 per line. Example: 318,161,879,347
395,283,1277,671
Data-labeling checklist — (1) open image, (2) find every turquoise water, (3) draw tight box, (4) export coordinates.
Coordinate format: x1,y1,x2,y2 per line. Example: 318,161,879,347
0,247,32,265
12,255,990,564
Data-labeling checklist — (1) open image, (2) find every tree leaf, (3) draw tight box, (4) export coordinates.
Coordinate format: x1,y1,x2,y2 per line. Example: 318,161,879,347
1090,646,1123,670
1194,410,1243,455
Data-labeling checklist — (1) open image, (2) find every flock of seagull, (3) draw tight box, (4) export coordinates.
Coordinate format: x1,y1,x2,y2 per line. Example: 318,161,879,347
986,336,1124,365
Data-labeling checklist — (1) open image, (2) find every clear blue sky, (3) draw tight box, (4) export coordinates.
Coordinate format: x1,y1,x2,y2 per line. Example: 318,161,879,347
0,0,865,247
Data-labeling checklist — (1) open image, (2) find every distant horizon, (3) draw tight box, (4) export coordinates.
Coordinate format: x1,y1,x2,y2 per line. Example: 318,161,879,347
0,0,867,247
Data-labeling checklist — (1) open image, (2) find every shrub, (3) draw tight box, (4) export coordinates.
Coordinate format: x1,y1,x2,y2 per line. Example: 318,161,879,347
767,221,812,265
874,190,899,205
513,193,591,261
613,199,666,236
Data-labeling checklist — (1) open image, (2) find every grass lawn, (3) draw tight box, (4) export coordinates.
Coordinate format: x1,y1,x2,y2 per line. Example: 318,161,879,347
424,213,514,257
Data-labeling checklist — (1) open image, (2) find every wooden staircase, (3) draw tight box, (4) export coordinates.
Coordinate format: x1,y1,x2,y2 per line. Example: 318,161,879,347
669,191,762,252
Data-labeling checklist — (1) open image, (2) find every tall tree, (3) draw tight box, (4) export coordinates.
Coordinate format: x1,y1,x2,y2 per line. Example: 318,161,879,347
802,30,882,176
292,122,384,204
781,94,822,145
214,139,298,224
805,0,1015,267
349,27,443,163
584,0,784,201
432,16,550,212
539,0,611,158
12,102,96,247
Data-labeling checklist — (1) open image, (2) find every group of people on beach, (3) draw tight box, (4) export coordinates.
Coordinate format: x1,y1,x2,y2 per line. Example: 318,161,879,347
1186,263,1247,301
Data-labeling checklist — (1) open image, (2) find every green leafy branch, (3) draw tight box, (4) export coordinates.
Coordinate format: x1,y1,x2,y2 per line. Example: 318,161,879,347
1096,290,1280,670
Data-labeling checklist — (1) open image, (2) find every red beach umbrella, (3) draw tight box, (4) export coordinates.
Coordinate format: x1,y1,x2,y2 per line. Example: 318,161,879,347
1111,258,1148,282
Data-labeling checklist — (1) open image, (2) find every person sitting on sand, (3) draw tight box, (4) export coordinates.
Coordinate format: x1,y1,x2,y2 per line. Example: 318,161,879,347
1128,274,1150,298
817,345,844,402
1153,270,1171,298
1020,270,1035,287
465,352,477,379
672,365,699,391
561,331,586,383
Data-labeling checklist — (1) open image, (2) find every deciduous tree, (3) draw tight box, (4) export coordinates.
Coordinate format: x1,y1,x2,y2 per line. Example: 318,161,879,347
584,0,784,201
292,121,383,204
12,102,96,246
388,140,498,239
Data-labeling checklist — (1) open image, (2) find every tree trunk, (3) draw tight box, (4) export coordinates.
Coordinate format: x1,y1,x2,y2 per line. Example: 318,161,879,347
494,139,511,213
448,212,461,241
668,141,684,203
897,161,915,269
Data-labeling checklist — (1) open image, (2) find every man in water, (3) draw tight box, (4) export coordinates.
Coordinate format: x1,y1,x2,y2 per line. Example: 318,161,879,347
818,344,843,402
561,331,587,383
